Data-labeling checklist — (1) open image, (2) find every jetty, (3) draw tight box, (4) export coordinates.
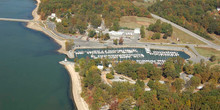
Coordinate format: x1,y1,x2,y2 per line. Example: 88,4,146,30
0,18,36,22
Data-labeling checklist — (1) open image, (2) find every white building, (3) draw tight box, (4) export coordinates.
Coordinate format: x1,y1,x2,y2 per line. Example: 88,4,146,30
97,65,104,70
217,8,220,11
145,88,151,91
56,18,62,23
48,13,56,19
109,31,124,36
159,80,165,84
134,28,140,34
48,13,62,23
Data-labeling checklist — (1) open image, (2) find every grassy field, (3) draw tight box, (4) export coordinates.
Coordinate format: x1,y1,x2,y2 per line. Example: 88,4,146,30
172,27,205,45
119,16,155,29
210,34,220,45
195,47,220,60
119,16,206,45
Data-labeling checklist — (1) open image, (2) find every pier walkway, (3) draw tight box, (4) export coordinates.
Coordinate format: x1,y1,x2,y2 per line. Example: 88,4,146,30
0,18,36,22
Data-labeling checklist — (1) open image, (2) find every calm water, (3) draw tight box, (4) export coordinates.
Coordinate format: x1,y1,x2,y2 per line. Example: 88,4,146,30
0,0,76,110
74,48,190,62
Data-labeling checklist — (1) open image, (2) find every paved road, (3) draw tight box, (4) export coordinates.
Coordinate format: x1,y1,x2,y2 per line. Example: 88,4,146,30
151,14,220,51
44,20,208,63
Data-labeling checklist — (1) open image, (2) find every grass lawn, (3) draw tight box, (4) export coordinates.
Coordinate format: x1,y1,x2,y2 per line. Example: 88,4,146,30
195,47,220,60
172,27,205,45
119,16,206,45
119,16,155,29
210,34,220,45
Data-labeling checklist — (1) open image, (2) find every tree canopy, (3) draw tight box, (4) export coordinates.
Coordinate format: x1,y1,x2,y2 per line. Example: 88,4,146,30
74,57,220,110
39,0,151,34
148,0,219,40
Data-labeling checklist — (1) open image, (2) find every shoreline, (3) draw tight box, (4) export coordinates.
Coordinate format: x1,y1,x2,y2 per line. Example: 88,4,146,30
26,0,67,55
26,0,89,110
62,63,89,110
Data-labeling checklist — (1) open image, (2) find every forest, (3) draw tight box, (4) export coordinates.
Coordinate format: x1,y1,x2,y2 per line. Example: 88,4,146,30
38,0,151,34
74,57,220,110
148,0,220,40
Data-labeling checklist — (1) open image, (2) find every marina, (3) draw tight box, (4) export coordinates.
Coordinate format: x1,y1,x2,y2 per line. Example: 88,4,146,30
74,47,190,65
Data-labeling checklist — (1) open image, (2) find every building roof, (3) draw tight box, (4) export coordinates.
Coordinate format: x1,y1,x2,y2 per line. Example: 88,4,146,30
134,28,140,34
97,65,104,70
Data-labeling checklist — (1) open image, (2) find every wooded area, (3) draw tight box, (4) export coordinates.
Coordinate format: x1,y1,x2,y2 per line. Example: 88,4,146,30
38,0,151,34
148,0,220,40
74,57,220,110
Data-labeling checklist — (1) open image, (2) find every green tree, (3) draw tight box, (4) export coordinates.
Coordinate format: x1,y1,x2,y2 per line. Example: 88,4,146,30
151,32,160,40
113,39,118,45
210,66,220,83
172,78,184,92
106,73,114,79
76,18,87,34
137,67,148,80
161,23,173,36
112,21,120,31
102,33,110,40
190,76,201,87
163,61,177,79
183,63,194,75
209,55,216,62
140,25,145,38
83,66,101,88
88,30,96,38
74,64,80,72
119,97,134,110
91,15,102,28
150,67,162,80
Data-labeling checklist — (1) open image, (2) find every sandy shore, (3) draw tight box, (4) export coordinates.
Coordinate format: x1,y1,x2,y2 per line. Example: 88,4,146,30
26,0,67,54
63,63,89,110
27,0,89,109
26,0,42,31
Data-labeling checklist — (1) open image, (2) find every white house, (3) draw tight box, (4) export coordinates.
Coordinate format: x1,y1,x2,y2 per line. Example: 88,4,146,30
159,80,165,84
48,13,62,23
217,8,220,11
56,18,62,23
97,65,104,70
108,64,112,68
48,13,56,19
145,88,151,91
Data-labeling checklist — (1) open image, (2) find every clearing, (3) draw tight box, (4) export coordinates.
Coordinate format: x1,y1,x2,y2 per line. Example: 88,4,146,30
119,16,205,45
195,47,220,60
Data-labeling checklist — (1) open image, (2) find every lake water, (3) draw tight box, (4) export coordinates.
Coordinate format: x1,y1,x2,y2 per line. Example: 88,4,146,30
0,0,76,110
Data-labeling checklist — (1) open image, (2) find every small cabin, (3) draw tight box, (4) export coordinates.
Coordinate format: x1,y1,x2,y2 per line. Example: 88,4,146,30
56,18,62,23
97,64,104,70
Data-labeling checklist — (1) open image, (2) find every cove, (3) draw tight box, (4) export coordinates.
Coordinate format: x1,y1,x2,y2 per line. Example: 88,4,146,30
0,0,76,110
